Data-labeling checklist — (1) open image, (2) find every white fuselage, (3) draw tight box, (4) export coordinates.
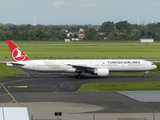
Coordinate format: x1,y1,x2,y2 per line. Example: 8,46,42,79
9,59,157,73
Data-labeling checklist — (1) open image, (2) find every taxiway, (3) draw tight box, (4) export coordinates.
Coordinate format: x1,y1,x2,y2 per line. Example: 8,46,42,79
0,74,160,119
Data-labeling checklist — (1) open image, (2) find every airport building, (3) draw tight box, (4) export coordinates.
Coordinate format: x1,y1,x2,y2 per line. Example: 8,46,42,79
0,107,29,120
62,28,85,41
78,28,85,40
140,38,154,42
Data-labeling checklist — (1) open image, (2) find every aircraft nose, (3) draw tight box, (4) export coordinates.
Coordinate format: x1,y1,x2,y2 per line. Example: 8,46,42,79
155,65,157,69
153,64,157,69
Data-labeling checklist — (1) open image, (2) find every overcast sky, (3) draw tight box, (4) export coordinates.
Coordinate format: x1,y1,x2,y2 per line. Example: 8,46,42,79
0,0,160,25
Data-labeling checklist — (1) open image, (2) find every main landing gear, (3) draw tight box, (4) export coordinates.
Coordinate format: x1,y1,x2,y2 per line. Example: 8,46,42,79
75,74,87,79
143,71,149,78
75,72,87,79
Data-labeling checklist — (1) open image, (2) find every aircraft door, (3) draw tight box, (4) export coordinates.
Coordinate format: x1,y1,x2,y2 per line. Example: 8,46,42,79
89,62,93,67
143,62,146,68
61,62,65,68
29,63,37,70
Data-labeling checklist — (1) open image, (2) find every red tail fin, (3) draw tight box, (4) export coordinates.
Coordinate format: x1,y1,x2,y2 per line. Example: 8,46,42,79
7,40,30,62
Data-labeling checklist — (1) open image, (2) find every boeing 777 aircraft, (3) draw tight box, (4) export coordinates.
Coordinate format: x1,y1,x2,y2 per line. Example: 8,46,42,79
6,40,157,78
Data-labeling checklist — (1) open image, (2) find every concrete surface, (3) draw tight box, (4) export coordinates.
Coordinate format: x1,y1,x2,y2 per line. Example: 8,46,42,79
118,91,160,102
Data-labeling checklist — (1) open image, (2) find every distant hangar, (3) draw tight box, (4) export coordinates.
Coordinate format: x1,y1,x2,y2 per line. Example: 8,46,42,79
0,107,29,120
140,38,154,42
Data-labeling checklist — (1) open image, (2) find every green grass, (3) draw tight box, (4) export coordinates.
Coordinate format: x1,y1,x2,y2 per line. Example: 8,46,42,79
77,81,160,92
0,64,26,77
1,41,160,60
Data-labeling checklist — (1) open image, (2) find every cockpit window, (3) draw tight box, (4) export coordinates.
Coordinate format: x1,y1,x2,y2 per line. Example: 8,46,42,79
151,63,155,65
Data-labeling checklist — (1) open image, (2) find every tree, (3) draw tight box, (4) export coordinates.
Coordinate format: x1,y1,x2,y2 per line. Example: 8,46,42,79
107,32,114,40
101,21,114,32
86,33,95,40
115,21,130,32
152,31,156,38
133,29,141,40
0,28,6,40
20,31,26,40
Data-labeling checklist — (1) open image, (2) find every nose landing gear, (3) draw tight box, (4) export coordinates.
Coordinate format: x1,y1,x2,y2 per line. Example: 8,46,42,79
143,71,149,78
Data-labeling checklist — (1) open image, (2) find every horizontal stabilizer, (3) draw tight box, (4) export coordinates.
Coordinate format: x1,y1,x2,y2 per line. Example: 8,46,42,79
6,62,25,67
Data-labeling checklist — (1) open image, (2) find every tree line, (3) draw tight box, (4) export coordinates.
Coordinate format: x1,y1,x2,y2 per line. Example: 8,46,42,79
0,21,160,41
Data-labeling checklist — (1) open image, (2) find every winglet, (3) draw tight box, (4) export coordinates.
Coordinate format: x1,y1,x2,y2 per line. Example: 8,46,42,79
7,40,30,62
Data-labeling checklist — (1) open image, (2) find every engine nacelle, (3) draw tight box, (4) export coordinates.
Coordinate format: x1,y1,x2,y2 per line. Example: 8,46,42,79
94,68,109,76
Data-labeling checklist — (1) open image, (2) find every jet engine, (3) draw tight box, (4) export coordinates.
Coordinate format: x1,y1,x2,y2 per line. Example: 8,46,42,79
94,68,109,76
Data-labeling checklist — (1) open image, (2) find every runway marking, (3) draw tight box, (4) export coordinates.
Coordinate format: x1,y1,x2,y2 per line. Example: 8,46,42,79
55,88,59,92
0,83,21,106
14,86,28,89
9,100,14,103
0,94,9,97
2,78,35,85
7,86,28,89
60,82,77,88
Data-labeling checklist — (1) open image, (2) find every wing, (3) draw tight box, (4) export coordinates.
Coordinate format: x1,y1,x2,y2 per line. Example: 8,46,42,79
67,64,95,72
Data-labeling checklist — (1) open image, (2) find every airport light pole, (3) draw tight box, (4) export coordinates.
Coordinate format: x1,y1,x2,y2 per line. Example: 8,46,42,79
153,113,155,120
31,114,33,120
93,114,95,120
55,107,62,120
154,110,160,120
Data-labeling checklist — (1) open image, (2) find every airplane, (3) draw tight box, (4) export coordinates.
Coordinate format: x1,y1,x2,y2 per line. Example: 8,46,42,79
6,40,157,78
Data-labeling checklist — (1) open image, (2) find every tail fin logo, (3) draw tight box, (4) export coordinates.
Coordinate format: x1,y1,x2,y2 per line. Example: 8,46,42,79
12,48,26,61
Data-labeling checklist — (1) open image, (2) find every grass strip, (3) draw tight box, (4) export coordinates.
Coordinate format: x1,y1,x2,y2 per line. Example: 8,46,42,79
78,81,160,92
0,64,26,77
1,41,160,60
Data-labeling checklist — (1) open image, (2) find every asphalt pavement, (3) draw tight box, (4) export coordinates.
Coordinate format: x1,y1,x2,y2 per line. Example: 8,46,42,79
0,73,160,113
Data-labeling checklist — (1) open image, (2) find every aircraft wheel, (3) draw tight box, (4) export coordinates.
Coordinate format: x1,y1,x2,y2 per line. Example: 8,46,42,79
75,75,78,78
81,75,87,79
143,71,149,78
75,75,86,79
143,75,147,78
